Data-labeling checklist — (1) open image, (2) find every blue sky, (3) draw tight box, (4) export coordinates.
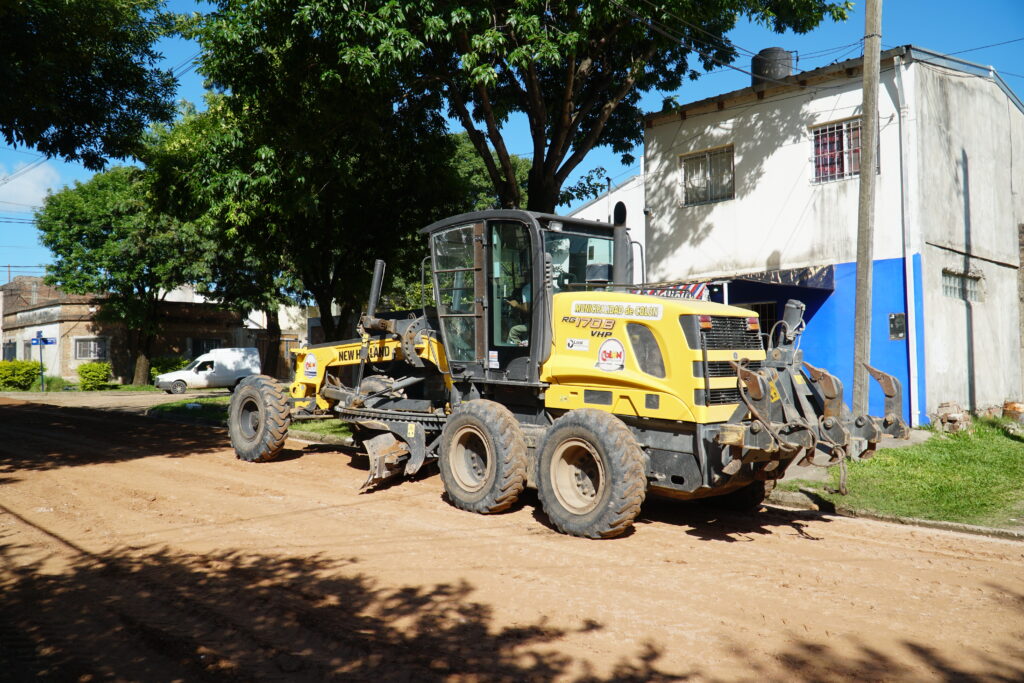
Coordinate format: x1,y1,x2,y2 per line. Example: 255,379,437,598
2,0,1022,280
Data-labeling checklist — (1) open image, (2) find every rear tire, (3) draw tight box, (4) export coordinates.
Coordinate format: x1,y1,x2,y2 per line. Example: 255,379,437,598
708,480,775,512
228,375,291,463
170,380,187,394
439,400,527,514
537,409,647,539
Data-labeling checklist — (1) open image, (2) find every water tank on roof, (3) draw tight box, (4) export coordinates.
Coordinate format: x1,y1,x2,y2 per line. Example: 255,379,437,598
751,47,793,87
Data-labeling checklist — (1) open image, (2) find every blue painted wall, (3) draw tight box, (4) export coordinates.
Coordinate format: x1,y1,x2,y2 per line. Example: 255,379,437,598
713,255,926,425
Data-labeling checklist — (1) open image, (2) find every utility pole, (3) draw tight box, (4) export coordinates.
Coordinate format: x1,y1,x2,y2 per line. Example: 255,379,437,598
852,0,882,415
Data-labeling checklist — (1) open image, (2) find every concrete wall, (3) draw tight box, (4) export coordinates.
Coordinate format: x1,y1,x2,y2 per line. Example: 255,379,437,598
914,62,1024,410
644,66,907,282
643,53,1024,418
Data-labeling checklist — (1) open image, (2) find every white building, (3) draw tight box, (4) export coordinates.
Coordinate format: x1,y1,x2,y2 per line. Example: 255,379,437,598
568,172,647,283
644,45,1024,424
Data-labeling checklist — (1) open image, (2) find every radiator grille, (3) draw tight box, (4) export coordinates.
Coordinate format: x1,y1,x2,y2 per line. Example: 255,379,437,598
706,360,762,377
703,317,763,350
707,388,742,405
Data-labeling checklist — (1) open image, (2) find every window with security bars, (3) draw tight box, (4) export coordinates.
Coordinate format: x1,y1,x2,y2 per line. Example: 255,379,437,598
75,337,108,360
942,270,982,302
744,301,779,334
681,146,734,205
811,118,868,183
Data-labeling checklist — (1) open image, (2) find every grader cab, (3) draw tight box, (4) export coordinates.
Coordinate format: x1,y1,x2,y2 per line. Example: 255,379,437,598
228,210,908,538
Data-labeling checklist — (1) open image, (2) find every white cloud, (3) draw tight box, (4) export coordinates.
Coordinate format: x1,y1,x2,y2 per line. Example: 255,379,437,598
0,160,64,209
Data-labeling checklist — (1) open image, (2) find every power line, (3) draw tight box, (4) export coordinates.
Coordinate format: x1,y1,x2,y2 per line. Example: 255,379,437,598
0,199,41,209
609,0,816,91
946,36,1024,56
1,146,44,159
0,157,48,188
635,0,757,57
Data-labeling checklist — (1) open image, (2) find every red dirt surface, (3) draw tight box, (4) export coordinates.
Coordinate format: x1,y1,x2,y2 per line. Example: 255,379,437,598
1,398,1022,680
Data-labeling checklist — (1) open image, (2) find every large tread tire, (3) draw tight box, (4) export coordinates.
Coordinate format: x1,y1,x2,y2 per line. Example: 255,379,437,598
707,480,776,512
228,375,291,463
439,400,528,514
537,409,647,539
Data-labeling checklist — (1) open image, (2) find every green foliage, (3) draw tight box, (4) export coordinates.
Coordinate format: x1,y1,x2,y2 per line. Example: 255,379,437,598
78,362,113,391
0,361,45,391
0,0,176,169
30,375,76,392
789,420,1024,528
157,12,472,338
221,0,847,210
35,164,207,384
149,355,190,383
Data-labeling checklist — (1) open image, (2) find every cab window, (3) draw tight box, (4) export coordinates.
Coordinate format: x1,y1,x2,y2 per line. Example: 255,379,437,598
432,224,479,362
544,232,613,292
490,221,532,348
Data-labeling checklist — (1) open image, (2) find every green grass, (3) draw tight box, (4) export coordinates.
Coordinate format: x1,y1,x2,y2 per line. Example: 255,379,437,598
783,418,1024,528
290,419,351,439
148,396,352,440
148,396,230,422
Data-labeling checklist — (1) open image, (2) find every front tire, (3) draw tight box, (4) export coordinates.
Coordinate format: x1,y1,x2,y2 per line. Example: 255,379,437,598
439,400,527,514
228,375,291,463
537,409,647,539
170,380,187,394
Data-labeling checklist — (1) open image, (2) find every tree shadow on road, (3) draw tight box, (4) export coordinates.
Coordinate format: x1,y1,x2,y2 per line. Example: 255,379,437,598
0,538,684,680
1,504,1021,681
0,402,235,473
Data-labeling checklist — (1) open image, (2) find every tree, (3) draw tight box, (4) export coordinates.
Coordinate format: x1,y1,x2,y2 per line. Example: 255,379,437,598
36,167,205,383
143,99,302,376
283,0,848,211
0,0,177,169
187,8,472,340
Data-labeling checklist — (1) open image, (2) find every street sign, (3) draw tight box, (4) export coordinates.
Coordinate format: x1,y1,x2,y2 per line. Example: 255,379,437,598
30,337,56,346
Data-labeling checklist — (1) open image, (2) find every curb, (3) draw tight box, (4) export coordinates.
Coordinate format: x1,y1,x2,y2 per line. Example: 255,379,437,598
768,489,1024,542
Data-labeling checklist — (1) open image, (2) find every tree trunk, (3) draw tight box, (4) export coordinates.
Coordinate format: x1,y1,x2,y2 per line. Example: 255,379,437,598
262,306,281,379
132,335,154,386
526,173,561,214
312,288,338,342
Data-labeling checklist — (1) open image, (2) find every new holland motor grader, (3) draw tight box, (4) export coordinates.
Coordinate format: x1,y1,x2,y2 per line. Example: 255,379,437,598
228,210,909,538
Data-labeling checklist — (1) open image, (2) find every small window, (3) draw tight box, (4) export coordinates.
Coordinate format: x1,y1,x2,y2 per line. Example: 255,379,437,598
192,338,222,357
743,302,779,335
680,146,734,206
942,270,983,302
75,337,108,360
2,341,15,361
627,323,666,378
812,118,876,183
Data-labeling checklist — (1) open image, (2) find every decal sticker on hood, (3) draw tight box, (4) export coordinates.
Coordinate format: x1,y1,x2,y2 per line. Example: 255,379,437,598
595,338,626,372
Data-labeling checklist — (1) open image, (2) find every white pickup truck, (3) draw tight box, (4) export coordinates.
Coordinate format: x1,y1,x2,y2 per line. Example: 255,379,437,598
155,347,261,394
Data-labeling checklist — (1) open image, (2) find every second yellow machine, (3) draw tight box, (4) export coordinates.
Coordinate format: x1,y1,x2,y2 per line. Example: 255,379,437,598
228,210,908,538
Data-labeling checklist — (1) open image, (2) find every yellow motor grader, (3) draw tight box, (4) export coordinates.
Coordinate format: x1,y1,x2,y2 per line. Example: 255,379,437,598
228,210,908,538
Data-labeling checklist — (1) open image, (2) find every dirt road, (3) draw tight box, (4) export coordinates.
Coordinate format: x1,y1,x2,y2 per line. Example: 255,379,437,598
1,397,1022,681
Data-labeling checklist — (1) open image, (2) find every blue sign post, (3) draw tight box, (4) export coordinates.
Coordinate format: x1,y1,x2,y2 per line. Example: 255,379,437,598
35,331,44,392
31,332,56,390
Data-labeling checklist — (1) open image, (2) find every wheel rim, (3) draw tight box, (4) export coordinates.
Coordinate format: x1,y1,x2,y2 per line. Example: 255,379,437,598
550,437,605,515
173,381,185,393
449,425,491,493
239,396,262,440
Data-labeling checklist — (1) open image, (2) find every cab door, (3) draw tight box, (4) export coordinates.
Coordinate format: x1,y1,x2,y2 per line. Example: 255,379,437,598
432,222,487,377
487,220,534,378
